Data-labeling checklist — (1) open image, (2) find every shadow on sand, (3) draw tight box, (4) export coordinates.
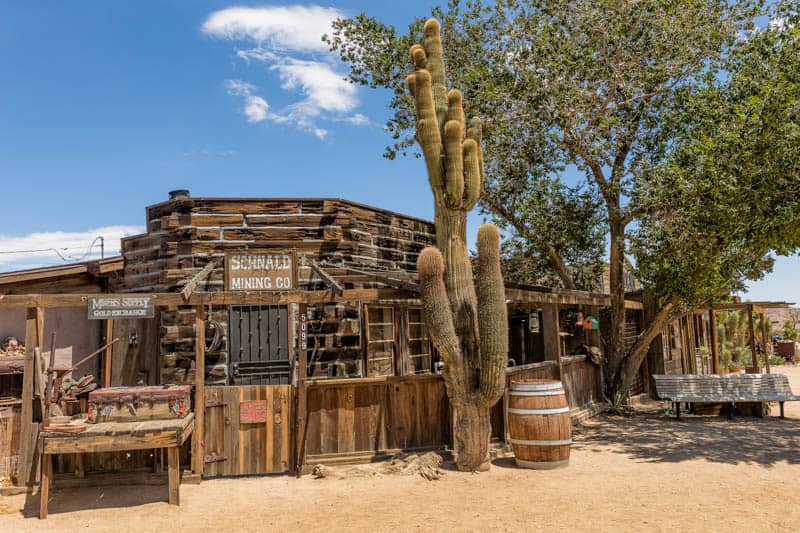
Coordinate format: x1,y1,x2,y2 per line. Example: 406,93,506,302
573,412,800,466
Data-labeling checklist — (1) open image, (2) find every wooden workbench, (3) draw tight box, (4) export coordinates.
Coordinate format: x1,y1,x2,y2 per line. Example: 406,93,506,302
37,412,194,519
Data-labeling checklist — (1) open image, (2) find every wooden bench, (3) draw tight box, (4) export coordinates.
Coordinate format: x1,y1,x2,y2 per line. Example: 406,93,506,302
38,412,194,519
653,374,800,419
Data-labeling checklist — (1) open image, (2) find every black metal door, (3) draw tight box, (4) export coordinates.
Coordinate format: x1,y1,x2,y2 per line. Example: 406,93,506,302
228,305,290,385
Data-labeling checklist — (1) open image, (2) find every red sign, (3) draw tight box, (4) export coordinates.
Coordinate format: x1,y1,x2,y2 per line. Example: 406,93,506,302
239,400,268,424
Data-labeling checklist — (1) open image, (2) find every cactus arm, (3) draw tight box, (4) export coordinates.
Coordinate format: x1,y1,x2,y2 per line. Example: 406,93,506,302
417,247,466,399
462,139,481,210
467,117,484,182
443,120,465,207
475,224,508,406
422,19,448,133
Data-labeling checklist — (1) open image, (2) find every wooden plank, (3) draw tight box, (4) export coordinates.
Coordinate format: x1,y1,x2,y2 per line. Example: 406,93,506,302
181,261,216,300
709,309,720,374
192,306,206,476
39,454,50,519
309,260,344,295
18,306,42,486
167,446,180,505
295,303,308,472
103,319,114,388
747,304,758,372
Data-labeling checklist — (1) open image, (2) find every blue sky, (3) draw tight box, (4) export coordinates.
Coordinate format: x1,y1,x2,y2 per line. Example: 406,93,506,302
0,1,796,304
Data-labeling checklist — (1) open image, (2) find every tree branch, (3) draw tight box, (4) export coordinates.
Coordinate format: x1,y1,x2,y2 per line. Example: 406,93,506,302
482,196,578,290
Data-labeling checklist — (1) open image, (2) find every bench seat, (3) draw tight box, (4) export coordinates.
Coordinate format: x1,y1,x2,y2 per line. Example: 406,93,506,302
653,374,800,419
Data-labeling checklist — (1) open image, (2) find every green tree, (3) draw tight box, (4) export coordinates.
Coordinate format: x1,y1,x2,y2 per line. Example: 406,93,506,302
326,0,800,397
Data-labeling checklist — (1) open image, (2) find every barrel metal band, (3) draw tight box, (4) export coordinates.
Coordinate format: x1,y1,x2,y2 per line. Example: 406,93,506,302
510,383,562,391
508,406,570,415
509,390,564,397
510,438,572,446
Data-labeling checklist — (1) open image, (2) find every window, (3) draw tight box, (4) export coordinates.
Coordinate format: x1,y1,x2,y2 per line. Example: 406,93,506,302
365,306,395,377
363,305,435,377
405,308,433,375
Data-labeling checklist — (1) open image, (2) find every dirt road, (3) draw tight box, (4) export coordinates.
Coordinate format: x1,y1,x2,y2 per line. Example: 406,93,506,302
3,367,799,532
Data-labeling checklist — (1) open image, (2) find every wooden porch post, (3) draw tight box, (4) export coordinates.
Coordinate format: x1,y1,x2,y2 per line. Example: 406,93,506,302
747,304,758,373
760,312,770,374
192,305,206,476
103,319,114,388
295,303,308,474
18,306,43,486
709,308,720,374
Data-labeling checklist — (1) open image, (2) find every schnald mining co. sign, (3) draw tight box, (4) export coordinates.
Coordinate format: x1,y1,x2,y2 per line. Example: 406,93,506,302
224,250,297,291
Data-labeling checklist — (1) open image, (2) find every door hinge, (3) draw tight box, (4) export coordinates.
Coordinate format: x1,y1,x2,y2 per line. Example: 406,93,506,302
204,454,227,464
205,399,228,408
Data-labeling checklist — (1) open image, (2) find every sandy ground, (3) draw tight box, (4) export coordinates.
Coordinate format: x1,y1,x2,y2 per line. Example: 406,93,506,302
2,366,800,532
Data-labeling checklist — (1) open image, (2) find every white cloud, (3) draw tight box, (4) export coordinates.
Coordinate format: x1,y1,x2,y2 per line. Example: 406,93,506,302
0,225,143,273
225,79,270,123
273,58,357,114
204,4,371,139
201,5,341,53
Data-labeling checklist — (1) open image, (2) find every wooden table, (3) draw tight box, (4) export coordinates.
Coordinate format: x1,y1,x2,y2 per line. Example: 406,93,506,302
38,413,194,519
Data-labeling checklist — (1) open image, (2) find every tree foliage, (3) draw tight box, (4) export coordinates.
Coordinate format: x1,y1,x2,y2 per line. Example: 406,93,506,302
327,0,800,396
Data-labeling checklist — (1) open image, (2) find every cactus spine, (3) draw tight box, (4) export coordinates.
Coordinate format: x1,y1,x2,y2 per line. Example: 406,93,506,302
409,18,508,471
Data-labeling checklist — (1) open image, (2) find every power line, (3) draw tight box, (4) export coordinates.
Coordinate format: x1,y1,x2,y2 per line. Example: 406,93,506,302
0,236,108,262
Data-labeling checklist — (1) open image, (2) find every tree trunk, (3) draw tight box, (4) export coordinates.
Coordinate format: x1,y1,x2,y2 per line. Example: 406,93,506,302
544,243,577,290
620,299,677,393
452,401,491,471
604,221,628,397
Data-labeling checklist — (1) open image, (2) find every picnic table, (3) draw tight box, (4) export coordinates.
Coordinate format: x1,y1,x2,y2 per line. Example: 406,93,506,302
38,412,194,519
653,374,800,419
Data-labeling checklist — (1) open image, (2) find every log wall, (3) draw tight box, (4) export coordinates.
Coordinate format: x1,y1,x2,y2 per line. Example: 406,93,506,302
117,197,435,385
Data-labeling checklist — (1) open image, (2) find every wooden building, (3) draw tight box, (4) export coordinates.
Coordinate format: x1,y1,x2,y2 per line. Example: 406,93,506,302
1,191,647,484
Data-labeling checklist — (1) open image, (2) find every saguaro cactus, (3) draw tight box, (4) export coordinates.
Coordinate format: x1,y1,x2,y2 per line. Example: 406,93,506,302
408,18,508,471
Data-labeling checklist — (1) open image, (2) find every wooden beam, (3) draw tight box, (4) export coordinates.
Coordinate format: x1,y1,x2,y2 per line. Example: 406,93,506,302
0,288,417,309
103,319,114,388
309,260,343,295
747,304,758,373
192,305,206,477
336,265,419,292
541,304,561,362
505,288,644,310
18,306,43,486
180,261,216,301
709,309,720,374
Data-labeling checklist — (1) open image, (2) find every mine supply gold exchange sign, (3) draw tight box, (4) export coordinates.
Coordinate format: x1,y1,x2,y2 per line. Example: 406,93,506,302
225,250,297,291
88,296,155,319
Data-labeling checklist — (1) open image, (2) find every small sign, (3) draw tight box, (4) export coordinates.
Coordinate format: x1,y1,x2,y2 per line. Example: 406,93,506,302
88,296,155,320
300,312,307,350
225,250,296,291
239,400,268,424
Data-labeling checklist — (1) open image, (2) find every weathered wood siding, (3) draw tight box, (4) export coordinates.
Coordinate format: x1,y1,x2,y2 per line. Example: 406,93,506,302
560,356,603,409
303,375,450,458
116,197,435,385
203,385,293,476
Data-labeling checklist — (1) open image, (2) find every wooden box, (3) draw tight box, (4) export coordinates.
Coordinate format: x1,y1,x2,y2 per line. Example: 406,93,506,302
87,385,191,423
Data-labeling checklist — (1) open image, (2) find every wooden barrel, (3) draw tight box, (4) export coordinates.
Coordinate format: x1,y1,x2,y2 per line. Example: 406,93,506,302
508,379,571,469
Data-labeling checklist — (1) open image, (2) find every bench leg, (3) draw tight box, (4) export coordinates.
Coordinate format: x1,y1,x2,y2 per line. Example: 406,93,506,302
780,402,785,419
728,403,734,419
39,454,51,519
674,402,680,420
168,446,180,506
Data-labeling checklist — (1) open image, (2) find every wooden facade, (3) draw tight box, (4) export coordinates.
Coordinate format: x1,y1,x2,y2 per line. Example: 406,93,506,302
1,192,652,484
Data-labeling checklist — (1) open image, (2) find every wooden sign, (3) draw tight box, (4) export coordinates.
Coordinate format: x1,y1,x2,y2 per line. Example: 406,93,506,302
87,296,155,320
239,400,268,424
225,250,296,291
